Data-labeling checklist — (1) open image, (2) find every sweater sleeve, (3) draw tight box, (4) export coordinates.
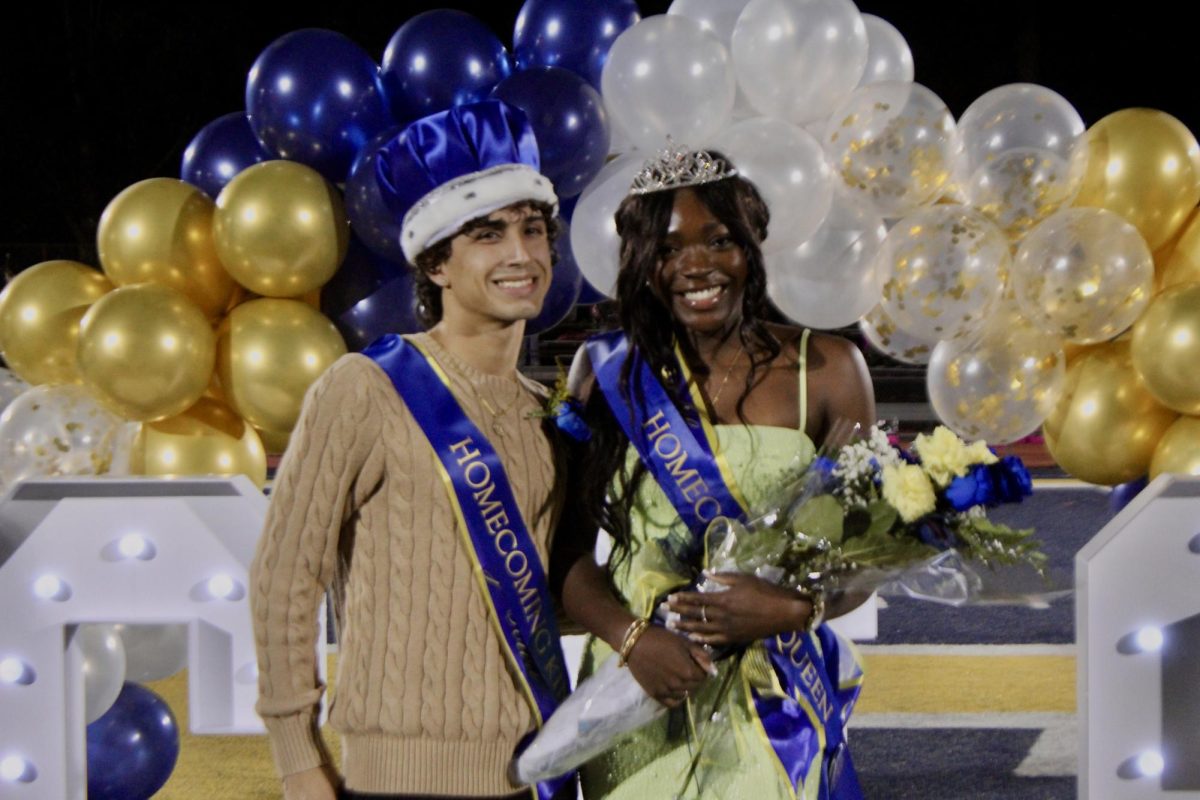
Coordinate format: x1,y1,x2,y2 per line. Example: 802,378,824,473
249,355,383,777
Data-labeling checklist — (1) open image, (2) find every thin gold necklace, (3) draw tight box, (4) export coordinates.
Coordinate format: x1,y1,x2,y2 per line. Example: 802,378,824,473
707,338,746,408
476,379,526,435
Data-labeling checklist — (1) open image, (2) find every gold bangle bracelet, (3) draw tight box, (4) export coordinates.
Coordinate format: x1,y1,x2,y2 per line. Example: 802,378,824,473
617,617,651,667
803,590,826,634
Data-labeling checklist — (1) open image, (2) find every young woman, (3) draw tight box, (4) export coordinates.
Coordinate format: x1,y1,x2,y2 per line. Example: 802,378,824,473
554,147,876,799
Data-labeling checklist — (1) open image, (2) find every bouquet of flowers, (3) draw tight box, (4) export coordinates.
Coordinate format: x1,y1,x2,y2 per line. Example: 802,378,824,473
513,423,1058,787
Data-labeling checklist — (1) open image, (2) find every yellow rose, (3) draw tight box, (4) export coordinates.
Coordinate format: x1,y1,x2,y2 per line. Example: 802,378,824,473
913,426,972,487
881,463,937,523
964,439,998,466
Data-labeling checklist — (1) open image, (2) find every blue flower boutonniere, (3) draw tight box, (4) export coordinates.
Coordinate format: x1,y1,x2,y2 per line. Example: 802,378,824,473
530,362,592,443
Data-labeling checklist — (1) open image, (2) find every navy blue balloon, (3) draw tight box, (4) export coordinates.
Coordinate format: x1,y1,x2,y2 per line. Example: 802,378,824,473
322,236,407,320
381,11,512,125
86,682,180,800
345,125,406,263
491,67,610,198
336,271,424,350
513,0,642,90
526,217,584,335
246,29,393,181
1109,475,1149,515
180,112,271,198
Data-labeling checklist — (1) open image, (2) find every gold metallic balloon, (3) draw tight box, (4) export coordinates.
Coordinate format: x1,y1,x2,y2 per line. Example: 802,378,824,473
213,161,349,298
255,426,292,456
131,397,267,488
1043,340,1178,485
77,284,216,422
216,298,346,432
1149,416,1200,479
1131,283,1200,414
97,178,237,318
0,260,112,385
1074,108,1200,250
1161,208,1200,288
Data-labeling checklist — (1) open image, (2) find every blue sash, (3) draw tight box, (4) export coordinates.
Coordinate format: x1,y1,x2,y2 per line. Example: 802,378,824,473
585,330,863,800
364,334,572,800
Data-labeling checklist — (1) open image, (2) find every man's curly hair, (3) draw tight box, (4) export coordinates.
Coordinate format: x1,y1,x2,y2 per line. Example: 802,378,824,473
410,200,561,328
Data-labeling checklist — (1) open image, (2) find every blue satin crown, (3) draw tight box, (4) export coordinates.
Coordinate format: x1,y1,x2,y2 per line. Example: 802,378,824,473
374,99,557,262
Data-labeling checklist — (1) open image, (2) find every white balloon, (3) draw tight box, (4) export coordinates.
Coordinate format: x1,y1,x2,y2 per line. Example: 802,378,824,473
858,15,914,86
569,154,646,297
74,624,127,724
714,118,833,252
115,623,190,682
732,0,868,125
601,15,737,152
957,83,1086,177
859,304,935,365
668,0,752,47
766,191,887,329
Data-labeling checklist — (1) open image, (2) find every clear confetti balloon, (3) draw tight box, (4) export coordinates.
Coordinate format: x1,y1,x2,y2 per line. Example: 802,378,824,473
927,318,1067,444
824,81,959,218
965,146,1086,240
956,84,1086,178
0,367,29,414
859,304,935,365
767,191,886,329
858,15,914,87
877,205,1009,341
1012,208,1154,343
0,384,126,487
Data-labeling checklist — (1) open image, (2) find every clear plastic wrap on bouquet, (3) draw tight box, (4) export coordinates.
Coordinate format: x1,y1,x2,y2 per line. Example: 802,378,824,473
511,645,667,785
513,423,1062,786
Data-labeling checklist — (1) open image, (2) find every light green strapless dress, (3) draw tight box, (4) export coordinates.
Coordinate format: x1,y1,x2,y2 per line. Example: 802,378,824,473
579,424,818,800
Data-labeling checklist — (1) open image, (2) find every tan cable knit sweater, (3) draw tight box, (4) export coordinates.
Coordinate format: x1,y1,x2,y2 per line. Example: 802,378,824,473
250,333,562,796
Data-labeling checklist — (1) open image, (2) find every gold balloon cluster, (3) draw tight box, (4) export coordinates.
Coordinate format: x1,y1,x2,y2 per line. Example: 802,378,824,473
0,160,350,486
1041,108,1200,484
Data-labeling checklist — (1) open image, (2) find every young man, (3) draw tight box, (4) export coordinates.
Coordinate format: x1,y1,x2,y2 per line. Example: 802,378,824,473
250,100,571,800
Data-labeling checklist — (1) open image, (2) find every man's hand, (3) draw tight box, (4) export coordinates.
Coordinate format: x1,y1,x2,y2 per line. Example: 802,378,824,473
282,765,339,800
624,625,715,708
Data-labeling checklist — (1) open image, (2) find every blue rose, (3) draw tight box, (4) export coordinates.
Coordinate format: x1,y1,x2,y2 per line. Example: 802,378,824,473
989,456,1032,504
945,465,996,511
554,397,592,443
916,515,958,550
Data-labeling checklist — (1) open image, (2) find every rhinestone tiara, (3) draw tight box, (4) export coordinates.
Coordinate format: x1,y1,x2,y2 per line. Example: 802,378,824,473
628,139,738,196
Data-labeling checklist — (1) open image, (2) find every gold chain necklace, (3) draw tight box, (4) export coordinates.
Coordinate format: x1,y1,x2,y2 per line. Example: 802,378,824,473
708,338,746,408
476,380,526,436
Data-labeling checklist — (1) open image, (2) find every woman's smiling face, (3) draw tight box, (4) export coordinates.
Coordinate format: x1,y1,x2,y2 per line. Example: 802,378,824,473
654,188,748,337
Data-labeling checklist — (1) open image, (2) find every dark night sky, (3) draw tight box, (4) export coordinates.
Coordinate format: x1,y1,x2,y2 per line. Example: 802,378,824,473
2,1,1194,275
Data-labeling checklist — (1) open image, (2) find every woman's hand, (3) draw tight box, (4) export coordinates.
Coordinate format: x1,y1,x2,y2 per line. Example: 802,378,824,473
667,573,815,647
624,625,715,709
